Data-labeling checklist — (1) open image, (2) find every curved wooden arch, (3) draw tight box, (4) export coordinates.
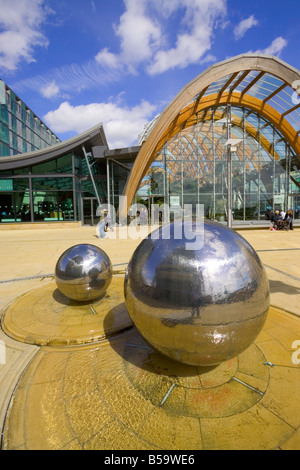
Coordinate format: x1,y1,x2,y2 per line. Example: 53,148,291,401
122,54,300,213
161,110,282,162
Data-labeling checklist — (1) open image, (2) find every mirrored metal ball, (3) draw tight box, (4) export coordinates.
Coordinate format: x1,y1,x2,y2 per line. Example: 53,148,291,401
55,244,113,301
124,220,270,366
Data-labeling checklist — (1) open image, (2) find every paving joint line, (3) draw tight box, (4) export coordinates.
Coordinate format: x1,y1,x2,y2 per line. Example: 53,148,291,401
257,248,300,252
264,265,300,282
0,263,129,285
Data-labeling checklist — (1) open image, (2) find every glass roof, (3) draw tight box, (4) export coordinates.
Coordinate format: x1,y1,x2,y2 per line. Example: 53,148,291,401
154,105,296,170
192,69,300,136
202,73,233,97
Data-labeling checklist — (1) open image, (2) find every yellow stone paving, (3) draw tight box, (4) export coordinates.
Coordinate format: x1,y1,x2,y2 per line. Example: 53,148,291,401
1,306,300,450
2,277,131,346
0,224,299,450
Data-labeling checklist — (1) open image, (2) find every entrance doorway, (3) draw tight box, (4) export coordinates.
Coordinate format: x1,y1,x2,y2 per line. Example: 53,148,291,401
82,197,99,225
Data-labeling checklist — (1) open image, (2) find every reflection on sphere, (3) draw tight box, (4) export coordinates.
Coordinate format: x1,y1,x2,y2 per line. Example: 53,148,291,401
124,220,270,366
55,244,112,301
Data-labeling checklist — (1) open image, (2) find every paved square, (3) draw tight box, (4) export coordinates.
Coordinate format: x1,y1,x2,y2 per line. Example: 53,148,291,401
0,225,300,450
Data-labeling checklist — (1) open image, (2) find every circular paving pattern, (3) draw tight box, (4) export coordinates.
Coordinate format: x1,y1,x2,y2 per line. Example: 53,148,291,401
1,277,132,346
123,330,268,419
2,306,300,450
1,276,300,450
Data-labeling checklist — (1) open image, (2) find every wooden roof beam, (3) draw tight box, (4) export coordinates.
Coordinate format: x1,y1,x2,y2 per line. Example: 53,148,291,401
263,82,287,103
281,102,300,117
241,71,265,95
229,70,250,93
218,72,240,96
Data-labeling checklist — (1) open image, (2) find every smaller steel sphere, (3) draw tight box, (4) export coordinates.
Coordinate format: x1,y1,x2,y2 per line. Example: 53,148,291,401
55,244,112,301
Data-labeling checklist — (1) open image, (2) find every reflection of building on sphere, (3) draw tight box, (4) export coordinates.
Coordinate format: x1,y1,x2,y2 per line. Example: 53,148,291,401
124,220,270,367
55,244,112,301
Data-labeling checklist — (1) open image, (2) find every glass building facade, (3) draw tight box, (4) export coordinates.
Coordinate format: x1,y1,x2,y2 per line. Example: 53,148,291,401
128,58,300,224
0,147,110,224
137,104,300,221
0,80,110,225
1,55,300,226
0,79,60,157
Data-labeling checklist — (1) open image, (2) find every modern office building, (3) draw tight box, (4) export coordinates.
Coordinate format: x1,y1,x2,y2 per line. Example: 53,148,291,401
0,54,300,226
0,120,138,224
0,79,60,157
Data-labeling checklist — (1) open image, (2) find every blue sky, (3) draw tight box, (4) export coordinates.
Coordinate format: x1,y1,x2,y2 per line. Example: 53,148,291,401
0,0,299,148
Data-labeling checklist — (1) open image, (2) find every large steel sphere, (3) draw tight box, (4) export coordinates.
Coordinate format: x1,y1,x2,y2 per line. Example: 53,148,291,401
124,220,270,366
55,244,113,301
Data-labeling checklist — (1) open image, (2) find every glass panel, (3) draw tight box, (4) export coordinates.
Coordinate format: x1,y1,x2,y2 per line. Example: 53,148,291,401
11,132,17,151
0,122,9,144
0,191,29,222
31,176,73,191
0,81,6,105
284,109,300,133
32,191,74,222
0,193,14,221
13,167,29,174
0,105,8,125
74,155,81,174
0,179,13,191
167,170,182,204
202,74,233,97
214,161,227,195
11,115,16,133
214,194,227,220
57,177,73,190
32,177,58,190
15,191,31,222
58,192,74,221
235,70,260,93
290,154,300,195
13,178,29,190
247,73,285,100
232,162,244,220
33,191,58,221
56,153,72,173
148,167,164,196
83,198,92,225
31,160,57,173
294,195,300,218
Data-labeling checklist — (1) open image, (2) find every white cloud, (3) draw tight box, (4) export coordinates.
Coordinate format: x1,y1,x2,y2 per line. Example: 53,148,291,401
0,0,50,71
12,59,121,99
148,0,226,75
40,81,60,99
234,15,259,40
95,0,227,76
95,48,120,70
250,36,288,56
43,99,158,148
115,0,161,67
95,0,161,74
